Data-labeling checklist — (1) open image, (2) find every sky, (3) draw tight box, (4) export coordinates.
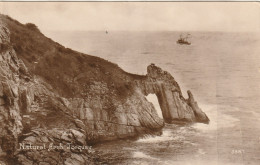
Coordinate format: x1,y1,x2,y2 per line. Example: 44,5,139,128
0,2,259,33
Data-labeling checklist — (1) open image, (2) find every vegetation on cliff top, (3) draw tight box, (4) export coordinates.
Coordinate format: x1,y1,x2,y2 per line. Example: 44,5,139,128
1,14,145,99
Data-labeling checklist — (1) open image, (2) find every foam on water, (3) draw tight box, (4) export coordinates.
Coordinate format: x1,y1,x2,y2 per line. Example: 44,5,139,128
249,110,260,121
136,130,184,143
131,161,152,165
196,148,206,156
136,102,241,144
145,92,241,133
132,151,157,160
160,160,242,165
192,103,240,131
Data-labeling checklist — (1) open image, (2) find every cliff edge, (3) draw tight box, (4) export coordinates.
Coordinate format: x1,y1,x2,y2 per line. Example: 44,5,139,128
0,15,209,165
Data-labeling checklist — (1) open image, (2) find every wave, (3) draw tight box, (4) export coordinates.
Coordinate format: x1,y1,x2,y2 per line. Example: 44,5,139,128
132,151,157,160
160,160,241,165
136,129,185,143
192,103,240,131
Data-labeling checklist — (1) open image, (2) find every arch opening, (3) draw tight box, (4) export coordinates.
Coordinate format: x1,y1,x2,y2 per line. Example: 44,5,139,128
145,94,163,119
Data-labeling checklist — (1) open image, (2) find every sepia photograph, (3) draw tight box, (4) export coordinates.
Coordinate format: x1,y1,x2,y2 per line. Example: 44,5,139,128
0,1,259,165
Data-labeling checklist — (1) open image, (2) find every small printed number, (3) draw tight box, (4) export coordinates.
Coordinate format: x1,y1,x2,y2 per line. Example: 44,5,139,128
231,150,245,154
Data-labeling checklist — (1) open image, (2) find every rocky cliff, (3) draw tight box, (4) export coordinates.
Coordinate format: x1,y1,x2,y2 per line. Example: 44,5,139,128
0,15,209,164
136,64,209,124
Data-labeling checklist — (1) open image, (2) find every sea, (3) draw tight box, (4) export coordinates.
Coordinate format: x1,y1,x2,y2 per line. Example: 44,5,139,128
45,31,260,165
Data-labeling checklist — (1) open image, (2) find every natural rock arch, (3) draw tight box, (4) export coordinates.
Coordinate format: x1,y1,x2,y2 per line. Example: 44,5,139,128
145,94,163,119
135,64,209,124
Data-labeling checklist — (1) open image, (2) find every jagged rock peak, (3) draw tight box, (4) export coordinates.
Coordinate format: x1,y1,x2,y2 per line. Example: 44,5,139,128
136,63,209,124
148,63,175,80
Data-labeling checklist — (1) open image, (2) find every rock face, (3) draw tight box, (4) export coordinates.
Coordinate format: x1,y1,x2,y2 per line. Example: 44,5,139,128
0,15,209,164
0,18,98,165
135,64,209,124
